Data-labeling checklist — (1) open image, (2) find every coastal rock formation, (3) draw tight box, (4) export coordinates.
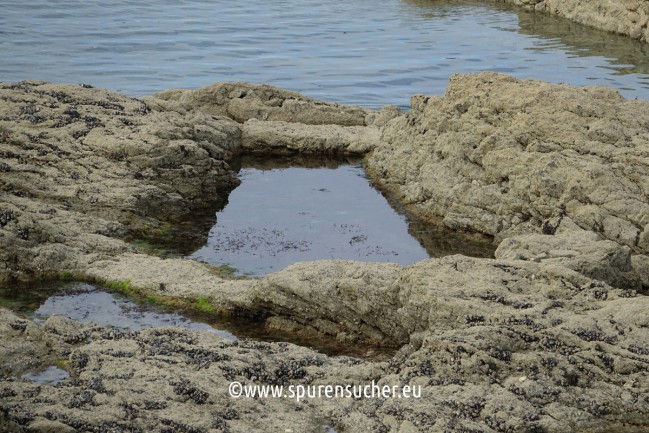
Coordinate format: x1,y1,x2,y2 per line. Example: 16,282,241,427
0,80,241,282
2,74,649,432
0,80,381,283
369,73,649,257
150,82,371,126
2,255,648,433
495,218,646,291
241,119,378,155
496,0,649,43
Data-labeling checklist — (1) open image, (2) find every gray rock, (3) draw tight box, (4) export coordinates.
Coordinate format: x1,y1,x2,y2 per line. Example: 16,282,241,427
495,218,644,289
2,75,649,432
241,118,379,155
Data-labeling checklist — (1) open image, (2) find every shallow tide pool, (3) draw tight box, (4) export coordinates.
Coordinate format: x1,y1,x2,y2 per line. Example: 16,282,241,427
17,282,236,339
189,158,493,276
0,282,395,359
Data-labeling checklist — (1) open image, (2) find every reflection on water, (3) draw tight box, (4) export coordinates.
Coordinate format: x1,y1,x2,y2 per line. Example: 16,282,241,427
509,2,649,78
0,0,647,107
190,156,494,277
30,283,236,339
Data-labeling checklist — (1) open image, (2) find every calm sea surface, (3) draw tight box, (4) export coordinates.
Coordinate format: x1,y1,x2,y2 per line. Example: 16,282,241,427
1,0,648,107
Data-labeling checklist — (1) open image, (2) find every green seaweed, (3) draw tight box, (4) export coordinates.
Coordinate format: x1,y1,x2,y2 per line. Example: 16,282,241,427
196,296,216,314
130,239,155,251
58,271,74,281
0,298,22,308
104,280,133,294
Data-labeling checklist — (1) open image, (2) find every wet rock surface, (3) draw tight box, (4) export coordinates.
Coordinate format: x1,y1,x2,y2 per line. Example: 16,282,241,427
2,74,649,432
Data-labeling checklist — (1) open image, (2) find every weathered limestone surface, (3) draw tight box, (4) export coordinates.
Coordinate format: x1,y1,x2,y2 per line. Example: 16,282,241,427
241,119,379,155
0,81,372,282
493,0,649,43
2,74,649,432
0,80,241,281
495,216,644,290
84,253,256,309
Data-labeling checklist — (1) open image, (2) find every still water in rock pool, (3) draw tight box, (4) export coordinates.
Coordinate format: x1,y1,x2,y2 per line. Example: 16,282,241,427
21,366,69,386
9,282,236,340
1,282,394,359
189,158,493,276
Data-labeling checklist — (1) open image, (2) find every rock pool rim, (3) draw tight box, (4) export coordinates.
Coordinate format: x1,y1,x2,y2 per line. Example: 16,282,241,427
0,278,399,361
116,152,496,274
188,153,497,276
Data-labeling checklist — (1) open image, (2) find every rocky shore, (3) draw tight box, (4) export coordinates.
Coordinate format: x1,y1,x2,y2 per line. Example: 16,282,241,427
493,0,649,43
1,74,649,432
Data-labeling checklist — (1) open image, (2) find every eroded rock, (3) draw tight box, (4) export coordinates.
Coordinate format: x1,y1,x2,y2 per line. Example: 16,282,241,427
150,81,371,126
495,217,647,290
0,81,241,282
241,119,379,155
369,73,649,254
2,254,649,432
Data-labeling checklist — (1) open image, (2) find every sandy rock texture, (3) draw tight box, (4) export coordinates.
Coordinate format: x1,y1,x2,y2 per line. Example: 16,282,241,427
150,82,371,126
0,80,241,282
494,0,649,43
240,119,378,155
495,216,644,290
0,81,374,283
150,82,381,156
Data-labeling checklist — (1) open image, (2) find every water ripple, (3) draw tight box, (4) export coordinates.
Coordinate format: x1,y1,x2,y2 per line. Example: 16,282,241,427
1,0,648,107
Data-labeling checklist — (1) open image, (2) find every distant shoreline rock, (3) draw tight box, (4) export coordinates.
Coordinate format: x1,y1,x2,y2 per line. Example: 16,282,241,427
494,0,649,43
